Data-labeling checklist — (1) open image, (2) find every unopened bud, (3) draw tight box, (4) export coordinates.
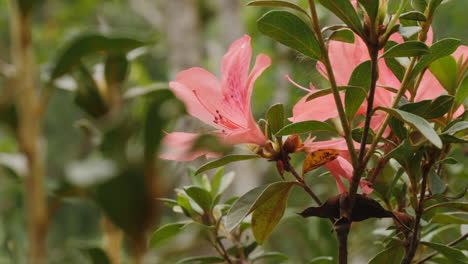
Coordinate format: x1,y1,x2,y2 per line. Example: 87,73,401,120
283,135,302,153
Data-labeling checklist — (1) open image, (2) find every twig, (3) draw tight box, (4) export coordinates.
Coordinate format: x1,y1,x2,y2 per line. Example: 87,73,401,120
415,233,468,264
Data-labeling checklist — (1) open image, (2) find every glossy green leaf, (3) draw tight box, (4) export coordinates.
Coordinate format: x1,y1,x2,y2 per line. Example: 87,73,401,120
412,38,462,78
381,41,429,58
352,127,375,144
429,56,458,93
51,34,146,80
305,86,351,101
379,107,442,148
149,222,188,249
251,182,295,244
424,95,454,119
257,11,321,59
431,213,468,225
358,0,379,21
420,241,468,264
318,0,363,34
385,140,413,164
400,11,426,21
81,248,111,264
251,252,289,263
176,256,225,264
346,61,371,119
266,103,285,136
275,120,338,136
443,121,468,135
185,186,213,211
195,155,259,175
411,0,427,12
429,170,447,195
384,42,406,81
329,29,355,43
247,1,310,18
426,202,468,213
400,100,432,116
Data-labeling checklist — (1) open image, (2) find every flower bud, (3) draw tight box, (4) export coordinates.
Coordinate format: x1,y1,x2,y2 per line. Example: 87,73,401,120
283,135,302,153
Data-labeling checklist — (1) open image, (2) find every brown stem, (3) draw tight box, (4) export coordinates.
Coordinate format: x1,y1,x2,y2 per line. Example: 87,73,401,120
415,233,468,264
401,159,435,264
335,220,350,264
9,2,48,264
101,216,123,264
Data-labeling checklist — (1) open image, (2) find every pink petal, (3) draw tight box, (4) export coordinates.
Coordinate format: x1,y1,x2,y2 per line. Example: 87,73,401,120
453,45,468,64
221,35,252,110
426,27,434,45
159,132,217,161
304,138,359,151
170,68,222,127
325,157,374,194
414,71,445,101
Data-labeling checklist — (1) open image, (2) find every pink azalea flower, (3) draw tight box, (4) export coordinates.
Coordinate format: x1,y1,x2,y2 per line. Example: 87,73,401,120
161,35,271,161
304,138,373,194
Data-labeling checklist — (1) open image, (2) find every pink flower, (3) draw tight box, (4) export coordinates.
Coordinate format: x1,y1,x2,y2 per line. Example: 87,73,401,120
304,138,373,194
161,35,271,161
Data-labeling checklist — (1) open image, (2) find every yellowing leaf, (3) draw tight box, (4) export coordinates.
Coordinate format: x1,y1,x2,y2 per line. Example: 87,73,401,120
302,149,340,175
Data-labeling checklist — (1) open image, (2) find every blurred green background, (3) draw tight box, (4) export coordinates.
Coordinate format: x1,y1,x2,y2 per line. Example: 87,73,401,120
0,0,466,263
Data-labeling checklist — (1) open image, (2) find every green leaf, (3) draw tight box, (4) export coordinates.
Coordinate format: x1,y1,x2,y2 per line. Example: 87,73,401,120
251,252,289,263
455,75,468,104
346,61,372,119
412,39,462,78
275,120,338,136
251,182,296,244
176,256,225,264
431,213,468,225
368,246,404,264
149,222,188,249
424,95,454,119
400,11,427,21
426,202,468,213
225,184,271,231
210,168,224,196
308,256,334,264
358,0,379,22
318,0,363,34
225,182,296,232
400,100,432,116
442,121,468,135
73,64,109,118
185,186,213,211
329,29,355,43
305,86,349,101
352,127,375,144
411,0,427,12
266,103,285,136
104,53,129,88
420,241,468,264
51,34,146,80
429,170,447,195
429,56,458,93
257,11,321,59
385,140,413,164
384,42,406,81
379,107,442,148
381,41,429,58
247,1,310,18
211,170,235,196
81,248,111,264
195,155,259,175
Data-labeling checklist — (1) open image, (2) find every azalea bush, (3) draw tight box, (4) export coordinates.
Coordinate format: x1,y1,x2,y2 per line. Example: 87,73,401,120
154,0,468,263
0,0,467,264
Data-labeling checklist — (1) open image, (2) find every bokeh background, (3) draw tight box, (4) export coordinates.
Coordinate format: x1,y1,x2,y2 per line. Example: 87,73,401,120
0,0,466,263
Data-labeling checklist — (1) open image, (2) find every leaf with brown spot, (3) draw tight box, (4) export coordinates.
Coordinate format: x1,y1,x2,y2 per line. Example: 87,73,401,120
302,149,340,175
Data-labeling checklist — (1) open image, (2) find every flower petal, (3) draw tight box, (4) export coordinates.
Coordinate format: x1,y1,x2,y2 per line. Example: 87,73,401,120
159,132,217,161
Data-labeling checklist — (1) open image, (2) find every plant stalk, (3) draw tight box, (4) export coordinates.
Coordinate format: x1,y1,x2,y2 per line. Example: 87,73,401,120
9,2,48,264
